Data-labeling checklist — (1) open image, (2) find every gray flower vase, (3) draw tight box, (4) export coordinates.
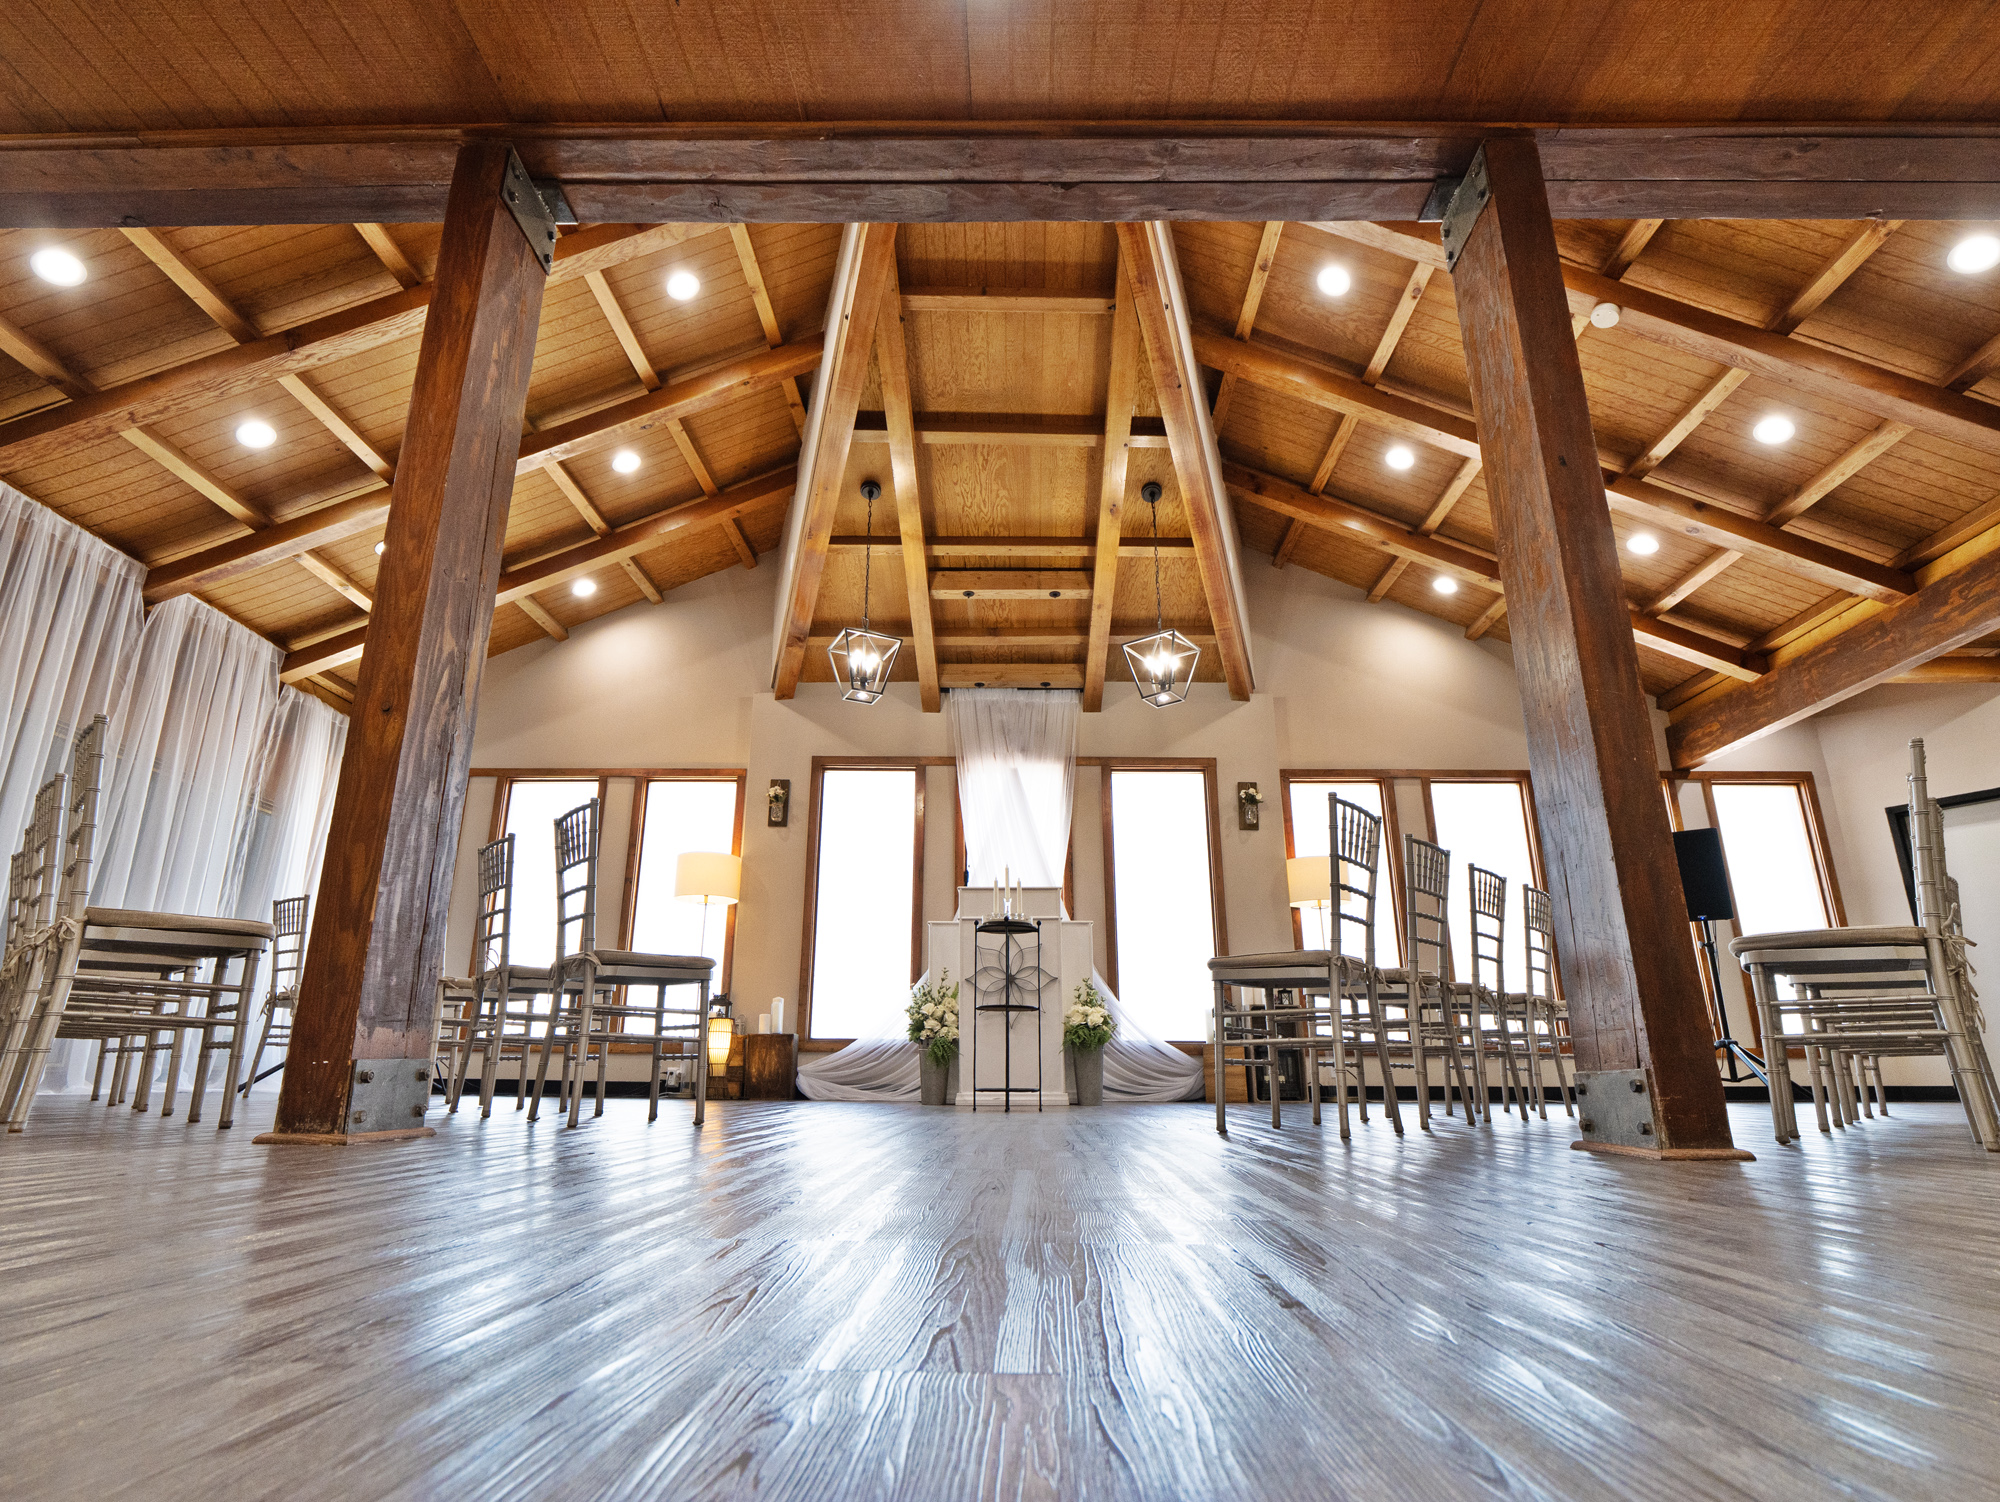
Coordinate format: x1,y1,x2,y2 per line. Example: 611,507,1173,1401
919,1051,959,1106
1067,1044,1105,1106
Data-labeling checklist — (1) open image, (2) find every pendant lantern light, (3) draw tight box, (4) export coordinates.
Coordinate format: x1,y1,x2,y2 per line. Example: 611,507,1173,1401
827,479,901,705
1123,481,1200,707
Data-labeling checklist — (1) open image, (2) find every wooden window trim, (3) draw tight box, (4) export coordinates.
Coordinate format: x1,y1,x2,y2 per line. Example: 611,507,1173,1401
1686,770,1847,926
798,756,928,1049
1098,758,1229,1033
621,771,749,995
1277,770,1405,957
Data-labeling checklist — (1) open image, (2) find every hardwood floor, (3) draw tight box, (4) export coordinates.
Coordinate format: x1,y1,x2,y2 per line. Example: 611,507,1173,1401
1,1093,1996,1501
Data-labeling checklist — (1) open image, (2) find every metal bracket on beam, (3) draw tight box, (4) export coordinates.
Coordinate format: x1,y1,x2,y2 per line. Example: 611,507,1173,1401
1573,1068,1660,1149
534,179,579,227
501,149,559,274
1438,148,1492,273
1418,176,1463,224
347,1058,434,1133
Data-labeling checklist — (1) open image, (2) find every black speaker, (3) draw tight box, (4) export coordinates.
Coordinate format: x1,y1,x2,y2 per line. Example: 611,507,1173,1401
1673,828,1735,923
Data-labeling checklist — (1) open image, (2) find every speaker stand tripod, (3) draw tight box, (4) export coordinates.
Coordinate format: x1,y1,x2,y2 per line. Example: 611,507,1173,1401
1695,917,1768,1085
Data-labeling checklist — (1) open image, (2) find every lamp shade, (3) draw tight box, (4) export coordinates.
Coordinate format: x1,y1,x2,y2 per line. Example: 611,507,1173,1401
1287,856,1331,908
675,851,741,904
706,1014,734,1068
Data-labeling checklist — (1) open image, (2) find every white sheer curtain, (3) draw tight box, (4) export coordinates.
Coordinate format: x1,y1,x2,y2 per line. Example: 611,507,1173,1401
801,688,1201,1103
230,687,348,922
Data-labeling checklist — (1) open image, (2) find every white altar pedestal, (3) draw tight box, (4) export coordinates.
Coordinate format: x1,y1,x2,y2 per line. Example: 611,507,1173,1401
928,886,1092,1109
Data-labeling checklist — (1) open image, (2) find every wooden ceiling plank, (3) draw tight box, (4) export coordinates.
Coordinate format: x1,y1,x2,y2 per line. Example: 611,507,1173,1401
1668,538,2000,766
1366,557,1408,601
121,226,260,343
1119,221,1255,700
586,269,661,390
1763,418,1913,526
0,314,93,399
875,252,942,712
1466,596,1508,639
120,423,267,527
1600,219,1663,278
621,557,664,602
1642,550,1743,616
729,223,808,431
1770,220,1901,335
1084,252,1143,712
277,372,394,479
516,596,570,641
1362,263,1435,383
772,224,898,699
355,224,422,289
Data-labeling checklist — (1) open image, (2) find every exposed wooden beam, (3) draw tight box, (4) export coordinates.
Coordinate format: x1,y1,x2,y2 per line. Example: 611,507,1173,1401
0,313,92,399
539,456,611,535
1465,596,1508,639
283,467,798,682
273,141,549,1141
277,372,394,478
120,424,266,527
145,484,389,603
0,222,709,475
1600,219,1663,278
1621,370,1750,481
721,519,758,569
1448,138,1737,1154
1763,418,1913,526
875,253,942,712
1212,221,1285,427
122,226,260,343
585,269,660,390
621,558,664,602
829,535,1195,558
1891,655,2000,684
1309,221,1448,269
354,224,422,288
515,596,570,641
1366,558,1408,601
850,411,1169,448
1642,551,1742,616
1119,221,1255,700
729,223,808,431
1363,263,1435,383
1417,455,1483,535
932,570,1092,601
1944,330,2000,394
1084,254,1143,712
295,553,373,612
1669,536,2000,766
1901,491,2000,569
939,664,1086,689
1309,414,1358,494
1271,519,1305,570
901,286,1117,316
1771,220,1901,335
772,223,899,700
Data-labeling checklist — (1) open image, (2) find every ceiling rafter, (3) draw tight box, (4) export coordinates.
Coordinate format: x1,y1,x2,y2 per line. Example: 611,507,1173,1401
354,224,422,288
729,224,809,431
1210,220,1284,429
874,248,941,711
1083,251,1143,711
121,226,260,343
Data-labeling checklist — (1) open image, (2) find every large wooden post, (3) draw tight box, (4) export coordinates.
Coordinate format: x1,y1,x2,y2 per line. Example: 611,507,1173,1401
1443,139,1745,1158
263,143,551,1142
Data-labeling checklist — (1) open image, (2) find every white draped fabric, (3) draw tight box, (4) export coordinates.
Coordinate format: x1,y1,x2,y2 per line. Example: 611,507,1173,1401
800,688,1202,1103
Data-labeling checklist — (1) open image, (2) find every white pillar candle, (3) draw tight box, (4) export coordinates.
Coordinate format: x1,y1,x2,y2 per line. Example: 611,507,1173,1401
759,1013,771,1035
771,997,786,1033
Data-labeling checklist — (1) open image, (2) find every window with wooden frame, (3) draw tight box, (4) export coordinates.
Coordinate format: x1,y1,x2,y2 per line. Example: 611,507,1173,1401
1424,774,1546,986
800,758,926,1045
1099,760,1227,1043
624,773,748,998
1279,773,1403,966
491,774,604,971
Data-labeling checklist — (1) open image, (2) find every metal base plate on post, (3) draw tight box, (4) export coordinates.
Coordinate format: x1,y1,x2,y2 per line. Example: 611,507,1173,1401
254,1058,437,1145
1571,1067,1755,1161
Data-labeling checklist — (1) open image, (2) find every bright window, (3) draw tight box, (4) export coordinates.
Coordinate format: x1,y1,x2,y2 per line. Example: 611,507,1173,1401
809,768,919,1039
1710,781,1831,1026
1286,779,1401,967
1428,779,1539,988
500,778,597,969
1109,769,1218,1040
630,777,741,979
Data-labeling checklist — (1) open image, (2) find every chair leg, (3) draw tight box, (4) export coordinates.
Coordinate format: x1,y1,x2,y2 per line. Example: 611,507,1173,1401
1212,983,1227,1136
692,982,709,1126
569,968,601,1129
527,993,565,1123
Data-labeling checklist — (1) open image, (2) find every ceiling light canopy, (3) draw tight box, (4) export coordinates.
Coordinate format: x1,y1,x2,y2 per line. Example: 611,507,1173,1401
1626,532,1661,556
30,247,86,286
1589,302,1621,329
1433,576,1459,595
1385,445,1416,471
665,269,700,301
572,577,597,598
1946,234,2000,275
1752,415,1795,446
235,419,277,450
1316,264,1351,297
612,448,641,474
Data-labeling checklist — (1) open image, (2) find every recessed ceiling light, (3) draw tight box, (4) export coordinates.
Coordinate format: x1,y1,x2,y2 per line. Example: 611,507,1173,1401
373,541,386,557
1627,532,1661,555
1589,302,1622,329
1385,445,1416,471
1433,576,1459,595
572,577,597,598
611,449,641,474
1946,234,2000,275
235,419,277,450
1315,264,1351,298
30,247,86,286
1752,415,1795,446
665,270,700,301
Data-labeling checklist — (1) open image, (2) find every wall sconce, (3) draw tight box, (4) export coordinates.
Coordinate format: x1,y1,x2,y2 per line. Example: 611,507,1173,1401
1238,782,1265,831
767,779,790,827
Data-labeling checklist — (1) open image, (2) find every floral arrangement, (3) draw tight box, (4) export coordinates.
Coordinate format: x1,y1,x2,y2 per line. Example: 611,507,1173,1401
1064,979,1116,1052
906,969,960,1066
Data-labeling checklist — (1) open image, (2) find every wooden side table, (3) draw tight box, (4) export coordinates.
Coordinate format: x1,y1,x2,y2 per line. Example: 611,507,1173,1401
743,1033,799,1099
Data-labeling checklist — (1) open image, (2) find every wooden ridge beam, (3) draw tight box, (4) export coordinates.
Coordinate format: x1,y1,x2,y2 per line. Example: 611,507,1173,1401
901,286,1118,315
932,570,1092,600
876,252,942,711
1084,252,1143,712
829,534,1194,558
773,223,900,698
1668,539,2000,766
1119,221,1255,700
850,411,1169,448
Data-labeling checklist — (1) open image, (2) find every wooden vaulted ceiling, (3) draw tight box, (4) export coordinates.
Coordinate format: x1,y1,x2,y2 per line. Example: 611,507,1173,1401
4,205,2000,728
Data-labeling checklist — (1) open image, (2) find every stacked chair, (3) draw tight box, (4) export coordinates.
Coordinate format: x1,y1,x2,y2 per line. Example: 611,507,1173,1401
443,833,561,1117
0,716,273,1133
238,895,309,1097
1375,834,1483,1129
1731,739,2000,1150
1506,886,1573,1118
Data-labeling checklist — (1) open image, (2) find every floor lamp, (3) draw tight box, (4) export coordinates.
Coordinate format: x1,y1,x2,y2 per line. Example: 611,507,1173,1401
677,852,741,1061
1287,856,1333,950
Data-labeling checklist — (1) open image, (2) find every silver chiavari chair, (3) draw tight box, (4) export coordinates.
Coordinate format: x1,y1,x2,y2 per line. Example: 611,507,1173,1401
1463,863,1530,1123
1319,797,1406,1138
445,835,554,1117
1510,885,1573,1117
0,717,272,1133
529,799,714,1128
0,776,66,1086
1376,835,1481,1128
239,895,309,1097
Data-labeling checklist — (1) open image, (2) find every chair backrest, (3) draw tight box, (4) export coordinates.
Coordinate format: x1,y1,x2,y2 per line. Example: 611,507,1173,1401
554,799,599,967
59,715,107,921
473,834,515,979
1402,834,1452,984
270,895,309,1000
1329,794,1383,968
4,845,30,952
1522,884,1555,1002
1468,864,1506,996
21,773,65,939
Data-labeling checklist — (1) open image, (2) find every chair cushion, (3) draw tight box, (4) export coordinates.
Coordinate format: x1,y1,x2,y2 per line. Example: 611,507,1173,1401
1208,949,1333,973
84,907,274,941
1728,925,1925,958
587,948,714,975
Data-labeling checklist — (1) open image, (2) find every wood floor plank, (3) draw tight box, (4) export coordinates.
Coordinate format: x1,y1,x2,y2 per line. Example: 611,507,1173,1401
0,1094,1995,1500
